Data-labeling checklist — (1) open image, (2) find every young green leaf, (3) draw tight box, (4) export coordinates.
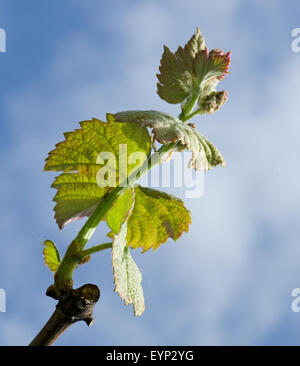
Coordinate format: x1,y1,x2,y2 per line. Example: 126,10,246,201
104,186,191,252
106,187,135,234
114,110,225,171
43,240,61,273
125,186,191,252
156,27,230,106
176,26,206,73
112,213,145,316
192,48,231,89
44,115,151,229
50,174,107,229
157,27,205,104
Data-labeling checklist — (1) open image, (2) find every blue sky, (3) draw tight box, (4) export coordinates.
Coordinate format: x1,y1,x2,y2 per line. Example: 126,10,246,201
1,0,300,346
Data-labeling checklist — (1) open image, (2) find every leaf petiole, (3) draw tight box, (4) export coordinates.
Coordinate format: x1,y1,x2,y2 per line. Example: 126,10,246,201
80,243,113,258
179,93,199,122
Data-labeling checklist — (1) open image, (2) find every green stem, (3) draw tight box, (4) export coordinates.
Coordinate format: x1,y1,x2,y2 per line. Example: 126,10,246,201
179,93,198,122
76,186,125,250
181,108,205,122
80,243,112,257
